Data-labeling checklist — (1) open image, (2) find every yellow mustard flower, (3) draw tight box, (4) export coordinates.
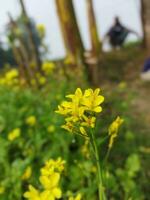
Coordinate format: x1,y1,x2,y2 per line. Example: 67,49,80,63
8,128,21,141
39,76,46,85
61,122,74,133
79,127,87,136
81,116,96,128
41,158,65,175
47,125,55,133
69,193,82,200
118,81,127,89
22,166,32,181
40,188,62,200
108,116,124,148
42,62,55,75
0,186,5,194
37,24,45,37
56,88,104,137
24,158,65,200
26,116,36,127
39,172,61,191
82,88,104,113
24,185,41,200
81,140,90,158
0,69,19,86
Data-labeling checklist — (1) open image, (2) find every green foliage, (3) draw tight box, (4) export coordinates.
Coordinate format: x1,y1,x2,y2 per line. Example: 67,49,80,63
0,79,148,199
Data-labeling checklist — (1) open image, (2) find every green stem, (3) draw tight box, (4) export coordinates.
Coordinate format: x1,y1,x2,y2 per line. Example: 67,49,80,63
90,130,106,200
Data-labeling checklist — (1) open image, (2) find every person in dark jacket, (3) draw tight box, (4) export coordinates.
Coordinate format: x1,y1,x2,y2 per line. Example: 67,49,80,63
104,17,139,49
141,58,150,81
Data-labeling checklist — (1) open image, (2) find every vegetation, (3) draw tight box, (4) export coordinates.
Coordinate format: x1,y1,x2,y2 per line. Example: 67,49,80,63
0,0,149,199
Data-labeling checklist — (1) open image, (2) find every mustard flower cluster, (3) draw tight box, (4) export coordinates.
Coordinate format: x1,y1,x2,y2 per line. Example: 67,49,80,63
37,24,46,38
0,69,19,86
69,193,82,200
24,158,65,200
42,62,55,76
22,166,32,181
8,128,21,141
26,116,37,127
108,116,124,148
56,88,104,137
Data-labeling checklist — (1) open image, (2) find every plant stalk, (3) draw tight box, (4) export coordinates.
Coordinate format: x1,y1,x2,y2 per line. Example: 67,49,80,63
90,130,106,200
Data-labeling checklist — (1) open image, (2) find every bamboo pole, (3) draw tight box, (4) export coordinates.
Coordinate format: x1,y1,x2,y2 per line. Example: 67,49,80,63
86,0,101,56
141,0,150,53
55,0,85,65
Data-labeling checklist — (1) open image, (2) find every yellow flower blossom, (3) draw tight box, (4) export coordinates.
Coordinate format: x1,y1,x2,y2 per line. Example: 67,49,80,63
79,127,87,136
37,24,45,37
22,166,32,180
26,116,36,126
56,88,104,136
47,125,55,133
24,158,65,200
108,116,124,148
61,122,74,133
24,185,41,200
39,76,46,85
0,69,19,87
40,188,62,200
81,116,96,128
42,62,55,75
81,140,90,158
82,88,104,113
8,128,21,141
0,186,5,194
69,193,82,200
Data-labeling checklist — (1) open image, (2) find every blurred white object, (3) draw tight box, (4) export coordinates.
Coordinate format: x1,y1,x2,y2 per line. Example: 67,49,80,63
141,71,150,81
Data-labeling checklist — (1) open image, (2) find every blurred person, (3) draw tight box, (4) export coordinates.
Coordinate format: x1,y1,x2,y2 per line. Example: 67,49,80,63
141,58,150,81
103,17,139,49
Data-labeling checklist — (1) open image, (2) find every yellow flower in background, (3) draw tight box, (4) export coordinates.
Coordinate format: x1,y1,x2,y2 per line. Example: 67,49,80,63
24,185,41,200
42,62,55,75
0,69,19,87
5,69,18,81
81,140,90,158
47,125,55,133
39,76,46,85
118,81,127,89
0,186,5,194
22,166,32,181
37,24,45,37
26,116,36,127
24,158,65,200
41,158,65,175
39,172,61,190
8,128,21,141
108,116,124,148
31,79,36,86
40,188,62,200
69,193,82,200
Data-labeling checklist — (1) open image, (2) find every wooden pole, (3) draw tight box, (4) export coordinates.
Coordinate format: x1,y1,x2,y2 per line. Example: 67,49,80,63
141,0,150,53
55,0,85,65
86,0,101,56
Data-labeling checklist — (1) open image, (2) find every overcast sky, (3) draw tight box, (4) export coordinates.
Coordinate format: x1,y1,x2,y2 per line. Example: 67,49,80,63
0,0,142,59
